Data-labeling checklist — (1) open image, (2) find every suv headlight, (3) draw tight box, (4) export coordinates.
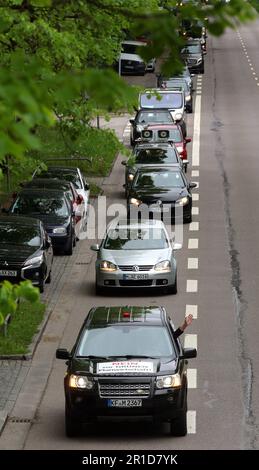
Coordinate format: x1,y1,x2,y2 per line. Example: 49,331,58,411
136,124,144,132
69,374,94,390
197,58,202,64
128,173,134,181
185,95,191,102
53,227,67,234
174,112,183,121
154,260,171,272
100,261,117,272
156,373,181,389
129,198,142,207
24,255,43,268
176,196,189,206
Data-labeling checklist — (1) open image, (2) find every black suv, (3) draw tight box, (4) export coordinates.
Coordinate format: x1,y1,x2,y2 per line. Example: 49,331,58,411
56,306,197,437
181,39,204,74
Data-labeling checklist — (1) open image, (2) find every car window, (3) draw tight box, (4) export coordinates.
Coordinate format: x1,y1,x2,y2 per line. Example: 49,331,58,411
182,44,201,54
39,171,82,190
0,224,41,247
140,93,183,109
134,170,185,188
77,325,175,358
104,227,169,250
11,195,69,217
134,147,178,164
137,111,173,124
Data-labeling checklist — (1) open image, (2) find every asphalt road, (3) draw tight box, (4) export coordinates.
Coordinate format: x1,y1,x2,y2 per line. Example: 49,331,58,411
1,21,259,450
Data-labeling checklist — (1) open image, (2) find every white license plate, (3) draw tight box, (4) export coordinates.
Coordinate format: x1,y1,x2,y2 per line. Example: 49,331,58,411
107,399,142,408
125,65,134,69
0,270,17,277
123,274,148,280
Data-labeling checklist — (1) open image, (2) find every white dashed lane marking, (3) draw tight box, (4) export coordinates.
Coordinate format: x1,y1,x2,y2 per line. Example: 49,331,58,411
192,207,199,215
188,258,199,269
187,411,196,434
192,193,199,201
186,279,198,292
184,334,197,349
188,238,199,249
185,304,198,319
192,170,199,177
187,369,197,389
189,221,199,231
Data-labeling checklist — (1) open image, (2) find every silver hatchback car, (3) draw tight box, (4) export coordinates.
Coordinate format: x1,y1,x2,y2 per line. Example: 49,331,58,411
91,219,181,295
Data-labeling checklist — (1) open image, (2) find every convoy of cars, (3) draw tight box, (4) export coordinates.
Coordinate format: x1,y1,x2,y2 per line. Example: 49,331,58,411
0,33,206,437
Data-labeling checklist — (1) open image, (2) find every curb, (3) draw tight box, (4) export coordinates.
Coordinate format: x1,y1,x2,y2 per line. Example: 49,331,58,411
0,411,7,435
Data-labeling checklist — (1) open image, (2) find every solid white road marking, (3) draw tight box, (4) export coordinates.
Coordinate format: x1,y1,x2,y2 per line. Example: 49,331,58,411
188,258,199,269
192,193,199,201
189,222,199,231
185,304,198,319
187,369,197,389
192,206,199,215
186,280,198,292
192,94,201,167
192,170,199,177
188,238,199,249
187,411,196,434
184,334,197,349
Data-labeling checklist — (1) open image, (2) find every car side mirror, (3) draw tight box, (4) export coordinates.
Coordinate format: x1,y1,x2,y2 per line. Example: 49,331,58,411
173,243,182,250
189,182,197,189
121,160,127,166
185,137,192,143
56,348,70,360
181,348,197,359
77,195,83,204
129,119,134,125
91,244,100,252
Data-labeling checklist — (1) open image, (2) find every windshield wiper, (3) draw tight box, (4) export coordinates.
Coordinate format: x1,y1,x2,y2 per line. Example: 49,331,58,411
76,355,111,360
114,355,159,359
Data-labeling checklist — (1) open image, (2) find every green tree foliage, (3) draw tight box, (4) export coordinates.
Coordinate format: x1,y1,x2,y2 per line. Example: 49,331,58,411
0,280,40,326
0,0,256,178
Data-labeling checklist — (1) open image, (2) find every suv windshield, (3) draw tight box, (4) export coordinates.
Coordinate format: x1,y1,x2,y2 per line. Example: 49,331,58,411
134,170,185,188
122,43,143,54
182,44,201,54
134,147,178,164
137,111,173,124
77,325,175,358
39,171,82,190
0,224,41,247
104,227,169,250
140,93,183,109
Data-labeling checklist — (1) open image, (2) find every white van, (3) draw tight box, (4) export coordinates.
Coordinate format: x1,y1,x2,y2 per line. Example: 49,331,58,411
120,40,156,76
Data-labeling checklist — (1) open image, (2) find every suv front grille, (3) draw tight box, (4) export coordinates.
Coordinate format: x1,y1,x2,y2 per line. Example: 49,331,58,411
99,383,150,398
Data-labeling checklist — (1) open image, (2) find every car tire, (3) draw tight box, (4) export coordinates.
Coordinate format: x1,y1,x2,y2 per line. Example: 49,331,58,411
184,164,188,173
64,235,73,256
65,405,81,437
46,270,51,284
73,233,76,247
39,282,44,293
167,274,177,295
184,213,192,224
188,105,193,113
170,410,187,437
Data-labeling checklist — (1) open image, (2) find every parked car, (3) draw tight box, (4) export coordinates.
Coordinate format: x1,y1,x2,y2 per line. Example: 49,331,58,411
56,305,197,437
127,167,196,223
20,178,84,239
33,166,90,227
181,39,204,74
91,219,179,294
138,89,187,137
135,123,191,172
8,188,78,255
0,216,53,292
129,109,174,146
119,40,156,75
122,142,184,195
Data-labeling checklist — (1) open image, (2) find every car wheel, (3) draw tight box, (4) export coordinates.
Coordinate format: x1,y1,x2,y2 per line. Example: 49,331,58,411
184,213,192,224
188,105,193,113
130,136,134,147
64,235,73,256
167,274,177,294
65,405,81,437
39,282,44,293
46,270,51,284
170,410,187,437
73,233,76,247
184,164,188,173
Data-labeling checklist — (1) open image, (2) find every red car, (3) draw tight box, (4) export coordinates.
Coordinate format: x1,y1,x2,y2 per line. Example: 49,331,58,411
135,123,192,172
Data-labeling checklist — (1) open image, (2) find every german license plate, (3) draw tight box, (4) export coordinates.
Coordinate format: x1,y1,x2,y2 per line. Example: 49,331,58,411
123,274,148,280
107,399,142,408
125,65,134,69
0,270,17,276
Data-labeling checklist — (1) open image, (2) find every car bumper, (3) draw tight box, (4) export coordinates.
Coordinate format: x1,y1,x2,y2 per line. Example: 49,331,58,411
48,233,71,249
96,267,176,289
66,387,185,423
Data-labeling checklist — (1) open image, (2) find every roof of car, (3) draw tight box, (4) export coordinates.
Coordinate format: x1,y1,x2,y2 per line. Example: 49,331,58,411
0,215,41,227
88,306,165,326
44,166,79,173
122,40,146,46
107,218,165,230
136,166,182,173
18,188,67,197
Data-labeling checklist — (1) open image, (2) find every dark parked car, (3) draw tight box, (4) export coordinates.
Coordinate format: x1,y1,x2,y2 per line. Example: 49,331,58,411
181,39,204,74
127,167,197,223
129,109,174,146
8,188,78,255
56,305,197,437
122,143,184,195
0,216,53,292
